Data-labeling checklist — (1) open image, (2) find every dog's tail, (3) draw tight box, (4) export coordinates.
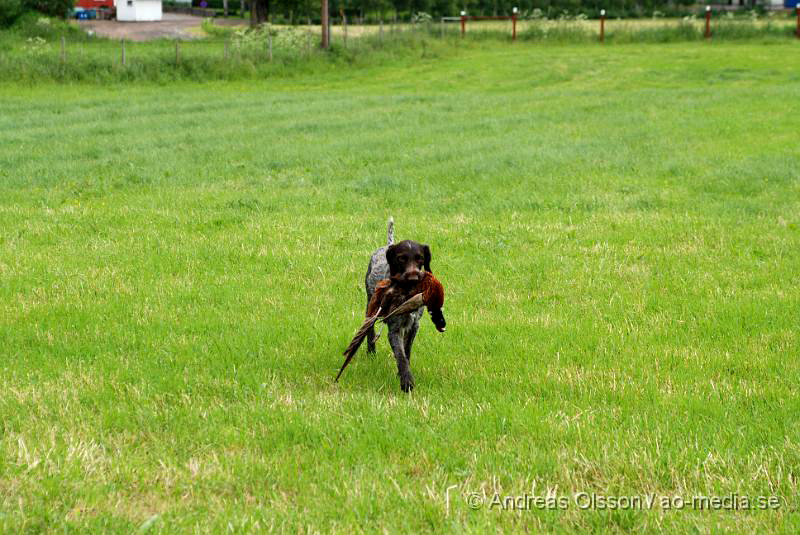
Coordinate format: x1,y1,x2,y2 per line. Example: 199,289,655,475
386,217,395,246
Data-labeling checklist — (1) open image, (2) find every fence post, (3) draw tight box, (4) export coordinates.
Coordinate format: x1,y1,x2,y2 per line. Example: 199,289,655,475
439,17,444,38
175,40,180,65
342,10,347,48
321,0,329,48
60,36,65,64
512,7,517,41
600,9,605,42
704,5,711,40
121,38,126,66
268,27,273,61
460,11,466,37
327,14,332,46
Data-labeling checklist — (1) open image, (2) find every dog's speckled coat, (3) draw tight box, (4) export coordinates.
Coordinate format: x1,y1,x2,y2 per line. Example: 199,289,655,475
364,219,429,392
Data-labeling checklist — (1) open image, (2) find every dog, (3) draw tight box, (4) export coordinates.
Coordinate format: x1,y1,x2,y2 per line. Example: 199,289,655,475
364,218,444,392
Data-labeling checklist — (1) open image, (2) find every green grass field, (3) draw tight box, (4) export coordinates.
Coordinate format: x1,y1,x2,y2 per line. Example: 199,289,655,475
1,41,799,533
3,13,800,83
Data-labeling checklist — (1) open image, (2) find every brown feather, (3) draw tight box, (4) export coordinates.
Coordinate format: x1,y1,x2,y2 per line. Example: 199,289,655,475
336,311,381,382
336,272,446,382
382,292,425,319
419,272,445,310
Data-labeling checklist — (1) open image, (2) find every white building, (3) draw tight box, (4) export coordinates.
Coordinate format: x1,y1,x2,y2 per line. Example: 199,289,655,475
115,0,162,21
724,0,794,7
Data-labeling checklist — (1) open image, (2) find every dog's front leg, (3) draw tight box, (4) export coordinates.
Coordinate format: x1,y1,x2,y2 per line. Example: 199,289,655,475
404,320,419,364
388,323,414,392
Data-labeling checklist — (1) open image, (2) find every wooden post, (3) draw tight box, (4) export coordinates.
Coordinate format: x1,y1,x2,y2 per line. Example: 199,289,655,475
342,10,347,48
600,9,605,42
460,11,466,37
512,7,517,41
321,0,329,48
60,36,65,64
121,38,126,66
704,6,711,40
796,6,799,39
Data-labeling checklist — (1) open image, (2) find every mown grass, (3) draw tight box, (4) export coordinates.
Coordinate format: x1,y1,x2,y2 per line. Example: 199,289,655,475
1,41,800,533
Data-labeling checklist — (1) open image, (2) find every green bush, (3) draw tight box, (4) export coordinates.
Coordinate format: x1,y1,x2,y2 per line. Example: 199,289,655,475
201,17,238,37
0,0,74,26
0,0,25,25
5,11,88,38
24,0,72,18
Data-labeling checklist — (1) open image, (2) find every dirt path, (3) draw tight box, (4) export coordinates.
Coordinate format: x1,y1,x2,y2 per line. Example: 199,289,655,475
77,13,246,41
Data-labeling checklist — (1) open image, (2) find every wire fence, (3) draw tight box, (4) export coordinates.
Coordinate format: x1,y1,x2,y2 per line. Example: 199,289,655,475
2,13,799,82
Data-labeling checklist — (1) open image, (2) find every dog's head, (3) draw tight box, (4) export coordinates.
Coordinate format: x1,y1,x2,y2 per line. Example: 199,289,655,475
386,240,431,284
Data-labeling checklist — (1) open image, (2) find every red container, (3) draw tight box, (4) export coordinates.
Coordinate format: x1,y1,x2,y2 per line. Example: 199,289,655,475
75,0,113,9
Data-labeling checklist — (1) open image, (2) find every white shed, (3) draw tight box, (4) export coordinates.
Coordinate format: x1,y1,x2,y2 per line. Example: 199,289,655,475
115,0,162,21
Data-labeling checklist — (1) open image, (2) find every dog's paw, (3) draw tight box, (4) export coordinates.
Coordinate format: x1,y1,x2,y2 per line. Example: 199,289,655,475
400,374,415,393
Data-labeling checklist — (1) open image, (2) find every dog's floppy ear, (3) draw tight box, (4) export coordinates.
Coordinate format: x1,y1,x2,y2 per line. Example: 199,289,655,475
422,244,432,273
385,244,398,275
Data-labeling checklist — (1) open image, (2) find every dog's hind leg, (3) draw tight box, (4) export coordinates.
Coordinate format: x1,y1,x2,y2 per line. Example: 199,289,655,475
365,299,377,354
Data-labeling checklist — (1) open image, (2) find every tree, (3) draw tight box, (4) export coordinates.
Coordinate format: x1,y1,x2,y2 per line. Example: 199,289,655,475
250,0,269,26
0,0,24,26
25,0,71,16
1,0,72,25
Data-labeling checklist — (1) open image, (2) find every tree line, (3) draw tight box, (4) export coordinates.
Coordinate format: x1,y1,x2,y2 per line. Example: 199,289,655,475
213,0,704,26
